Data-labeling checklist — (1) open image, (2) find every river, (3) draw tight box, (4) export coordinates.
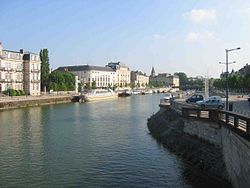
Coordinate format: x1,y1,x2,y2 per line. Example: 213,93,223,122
0,94,226,187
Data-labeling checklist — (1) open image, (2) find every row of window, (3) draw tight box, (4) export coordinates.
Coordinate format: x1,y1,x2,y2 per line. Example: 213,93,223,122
32,83,40,91
2,52,22,60
1,83,23,91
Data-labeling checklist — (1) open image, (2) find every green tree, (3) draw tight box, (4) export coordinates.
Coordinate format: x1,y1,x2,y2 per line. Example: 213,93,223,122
136,82,140,88
40,49,50,92
175,72,188,88
48,70,75,91
85,83,91,90
92,81,96,89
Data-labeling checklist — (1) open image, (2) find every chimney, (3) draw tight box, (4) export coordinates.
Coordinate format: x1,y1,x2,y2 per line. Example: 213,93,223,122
20,49,24,54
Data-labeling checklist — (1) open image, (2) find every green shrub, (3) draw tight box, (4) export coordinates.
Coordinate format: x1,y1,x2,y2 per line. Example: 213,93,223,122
9,89,16,96
19,90,25,96
15,90,20,96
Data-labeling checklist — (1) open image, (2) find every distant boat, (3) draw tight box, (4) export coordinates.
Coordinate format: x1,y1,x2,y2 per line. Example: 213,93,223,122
83,89,118,102
118,90,131,97
131,90,141,95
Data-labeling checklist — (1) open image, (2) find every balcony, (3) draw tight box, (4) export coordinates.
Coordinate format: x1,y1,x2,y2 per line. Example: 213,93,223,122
31,69,40,73
31,79,41,83
16,68,23,72
0,79,12,83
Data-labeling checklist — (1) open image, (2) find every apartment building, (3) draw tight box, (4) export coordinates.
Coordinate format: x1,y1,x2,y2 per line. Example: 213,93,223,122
0,42,41,95
106,62,130,87
57,65,116,88
130,70,149,88
23,52,41,95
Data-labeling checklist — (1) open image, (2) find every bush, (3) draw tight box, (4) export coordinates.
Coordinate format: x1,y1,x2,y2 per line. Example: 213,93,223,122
15,90,20,96
9,89,16,96
20,90,26,96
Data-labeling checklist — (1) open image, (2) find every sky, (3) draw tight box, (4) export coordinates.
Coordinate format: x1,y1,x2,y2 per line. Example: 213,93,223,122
1,0,250,78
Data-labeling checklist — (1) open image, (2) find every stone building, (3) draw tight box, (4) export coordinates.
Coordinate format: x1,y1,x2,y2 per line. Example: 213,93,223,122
149,67,179,89
106,62,130,88
130,70,149,88
57,65,116,89
0,42,41,95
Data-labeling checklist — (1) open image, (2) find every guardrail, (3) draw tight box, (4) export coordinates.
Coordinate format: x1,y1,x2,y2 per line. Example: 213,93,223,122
182,107,250,139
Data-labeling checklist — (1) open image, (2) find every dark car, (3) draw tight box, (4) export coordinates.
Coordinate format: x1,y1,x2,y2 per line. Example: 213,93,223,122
186,94,204,103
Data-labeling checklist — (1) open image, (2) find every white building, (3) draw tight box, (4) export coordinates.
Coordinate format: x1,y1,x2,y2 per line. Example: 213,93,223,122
57,65,116,89
106,62,130,88
0,42,41,95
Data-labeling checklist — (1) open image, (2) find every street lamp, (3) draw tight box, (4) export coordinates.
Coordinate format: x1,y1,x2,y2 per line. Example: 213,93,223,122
219,47,240,110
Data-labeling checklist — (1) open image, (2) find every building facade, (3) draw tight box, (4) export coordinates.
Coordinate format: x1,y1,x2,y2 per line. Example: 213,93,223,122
149,67,179,89
23,53,41,95
106,62,130,88
57,65,116,89
0,43,41,95
130,70,149,88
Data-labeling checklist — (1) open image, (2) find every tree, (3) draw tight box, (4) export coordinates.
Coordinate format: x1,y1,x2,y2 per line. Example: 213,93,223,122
175,72,188,88
92,81,96,89
85,83,91,90
48,70,75,91
40,49,50,92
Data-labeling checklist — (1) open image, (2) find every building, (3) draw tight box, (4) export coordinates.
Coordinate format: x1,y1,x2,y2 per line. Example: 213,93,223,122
106,62,130,88
57,65,116,89
0,42,41,95
238,64,250,76
149,67,179,89
23,52,41,95
130,70,149,88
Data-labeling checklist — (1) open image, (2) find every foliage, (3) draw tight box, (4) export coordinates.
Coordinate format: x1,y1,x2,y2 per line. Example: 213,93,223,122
48,70,75,91
175,72,188,86
213,73,250,91
3,89,26,96
92,81,96,89
85,83,91,90
40,49,50,91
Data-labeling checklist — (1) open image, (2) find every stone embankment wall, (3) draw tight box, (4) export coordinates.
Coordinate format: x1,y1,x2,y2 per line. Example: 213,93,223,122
148,106,250,188
147,108,231,186
0,96,72,110
221,127,250,188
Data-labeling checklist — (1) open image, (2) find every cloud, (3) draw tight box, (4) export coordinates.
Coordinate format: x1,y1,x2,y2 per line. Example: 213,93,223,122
184,9,217,23
152,34,166,40
186,31,215,42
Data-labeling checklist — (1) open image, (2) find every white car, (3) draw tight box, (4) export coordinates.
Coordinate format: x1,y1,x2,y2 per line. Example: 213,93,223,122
196,96,224,109
164,93,172,100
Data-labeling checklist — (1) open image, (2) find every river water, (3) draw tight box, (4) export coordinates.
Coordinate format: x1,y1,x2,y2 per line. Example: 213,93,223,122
0,94,227,187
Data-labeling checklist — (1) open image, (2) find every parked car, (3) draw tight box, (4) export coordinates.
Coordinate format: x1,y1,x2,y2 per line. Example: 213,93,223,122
186,94,204,103
196,96,224,109
164,92,173,100
248,94,250,102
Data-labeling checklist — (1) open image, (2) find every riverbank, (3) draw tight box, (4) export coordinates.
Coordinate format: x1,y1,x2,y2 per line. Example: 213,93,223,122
0,95,73,110
147,107,233,188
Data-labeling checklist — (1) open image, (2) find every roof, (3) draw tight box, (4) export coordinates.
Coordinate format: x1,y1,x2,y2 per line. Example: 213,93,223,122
3,49,21,54
57,65,115,72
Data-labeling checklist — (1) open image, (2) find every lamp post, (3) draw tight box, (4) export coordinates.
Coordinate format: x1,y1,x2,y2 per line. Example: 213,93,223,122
220,47,240,110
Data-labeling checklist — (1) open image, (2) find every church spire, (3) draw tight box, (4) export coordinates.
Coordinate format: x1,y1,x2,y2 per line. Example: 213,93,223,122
151,66,155,77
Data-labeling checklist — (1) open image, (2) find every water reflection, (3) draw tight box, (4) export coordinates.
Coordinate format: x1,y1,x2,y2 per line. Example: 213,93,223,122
0,94,230,187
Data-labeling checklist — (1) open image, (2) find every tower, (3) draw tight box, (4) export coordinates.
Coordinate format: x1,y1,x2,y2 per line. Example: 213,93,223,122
151,66,155,77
